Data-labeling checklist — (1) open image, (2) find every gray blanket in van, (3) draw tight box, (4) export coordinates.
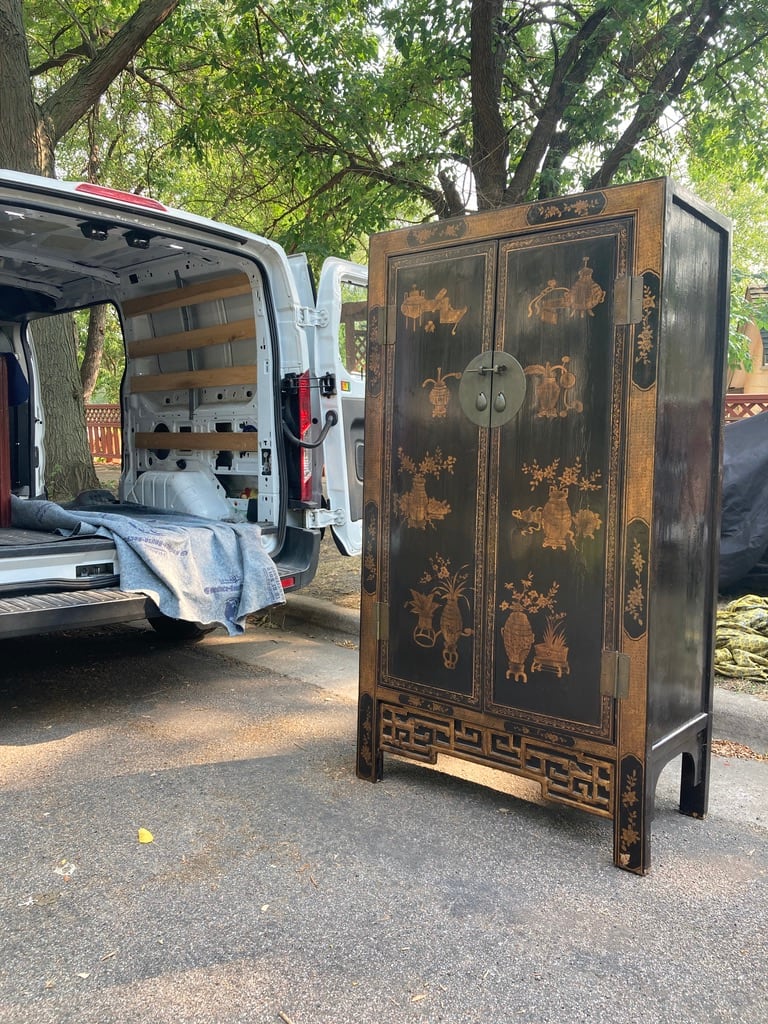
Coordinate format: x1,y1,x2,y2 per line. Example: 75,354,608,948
10,495,285,635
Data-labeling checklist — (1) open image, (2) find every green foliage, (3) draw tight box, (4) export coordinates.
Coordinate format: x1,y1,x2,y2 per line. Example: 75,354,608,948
22,0,768,396
684,100,768,375
35,1,768,251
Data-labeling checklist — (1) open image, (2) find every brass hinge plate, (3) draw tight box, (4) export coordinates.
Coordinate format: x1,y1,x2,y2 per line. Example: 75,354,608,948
613,275,644,326
600,650,630,699
376,601,390,641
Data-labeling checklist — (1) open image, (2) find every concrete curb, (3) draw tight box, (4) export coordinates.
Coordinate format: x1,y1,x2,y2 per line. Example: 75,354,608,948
284,593,360,636
283,596,768,753
713,687,768,752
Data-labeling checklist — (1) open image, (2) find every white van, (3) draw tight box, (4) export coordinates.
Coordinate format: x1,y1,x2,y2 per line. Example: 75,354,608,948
0,170,366,639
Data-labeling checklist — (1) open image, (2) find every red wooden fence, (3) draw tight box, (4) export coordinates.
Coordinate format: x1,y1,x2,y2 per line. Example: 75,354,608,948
85,403,121,462
724,393,768,422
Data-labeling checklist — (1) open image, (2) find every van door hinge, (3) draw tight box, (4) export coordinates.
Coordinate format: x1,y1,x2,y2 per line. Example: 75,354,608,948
304,507,345,530
296,306,329,328
613,275,644,326
376,601,390,641
600,650,630,699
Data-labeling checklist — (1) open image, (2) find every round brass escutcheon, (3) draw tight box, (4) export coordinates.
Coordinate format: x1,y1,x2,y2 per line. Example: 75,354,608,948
458,350,527,427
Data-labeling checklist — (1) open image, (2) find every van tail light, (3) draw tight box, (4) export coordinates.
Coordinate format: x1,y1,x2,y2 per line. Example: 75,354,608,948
281,370,335,506
73,182,167,210
297,370,313,503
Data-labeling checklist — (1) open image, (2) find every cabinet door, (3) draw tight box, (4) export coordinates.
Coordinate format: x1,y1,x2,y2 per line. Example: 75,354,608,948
487,221,632,740
379,241,497,708
377,221,631,739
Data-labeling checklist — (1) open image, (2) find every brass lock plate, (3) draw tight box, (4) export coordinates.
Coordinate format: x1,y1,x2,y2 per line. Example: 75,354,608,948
458,350,527,427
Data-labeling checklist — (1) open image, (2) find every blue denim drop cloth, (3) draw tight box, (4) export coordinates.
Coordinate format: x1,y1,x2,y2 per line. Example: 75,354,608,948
11,495,285,635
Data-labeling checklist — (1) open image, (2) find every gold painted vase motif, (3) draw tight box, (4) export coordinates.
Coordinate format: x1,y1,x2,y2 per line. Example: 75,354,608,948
400,473,430,529
406,557,473,669
422,367,462,418
501,603,535,682
396,447,455,530
499,574,564,683
524,357,583,418
569,257,606,317
541,486,575,550
513,459,602,552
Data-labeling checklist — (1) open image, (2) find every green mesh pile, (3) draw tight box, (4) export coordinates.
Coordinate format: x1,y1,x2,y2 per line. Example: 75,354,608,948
715,595,768,681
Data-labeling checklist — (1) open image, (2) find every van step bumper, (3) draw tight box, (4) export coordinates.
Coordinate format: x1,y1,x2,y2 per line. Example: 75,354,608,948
0,588,158,639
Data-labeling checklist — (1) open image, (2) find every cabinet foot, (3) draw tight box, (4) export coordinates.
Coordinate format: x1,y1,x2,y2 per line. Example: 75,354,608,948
679,728,710,820
356,692,382,781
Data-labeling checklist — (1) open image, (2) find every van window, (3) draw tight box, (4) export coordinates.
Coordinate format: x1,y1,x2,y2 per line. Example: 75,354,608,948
338,281,368,376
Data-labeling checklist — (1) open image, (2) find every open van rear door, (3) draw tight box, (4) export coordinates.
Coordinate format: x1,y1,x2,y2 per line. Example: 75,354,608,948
315,258,367,556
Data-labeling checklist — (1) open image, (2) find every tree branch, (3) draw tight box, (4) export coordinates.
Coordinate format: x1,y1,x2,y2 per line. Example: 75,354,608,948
470,0,508,209
505,5,615,205
588,0,727,189
30,43,95,77
40,0,181,145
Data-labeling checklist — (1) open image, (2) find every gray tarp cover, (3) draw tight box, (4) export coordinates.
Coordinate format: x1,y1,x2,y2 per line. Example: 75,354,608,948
719,410,768,591
10,495,285,634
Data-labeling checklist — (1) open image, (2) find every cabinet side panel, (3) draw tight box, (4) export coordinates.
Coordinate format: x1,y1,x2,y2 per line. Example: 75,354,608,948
648,199,729,744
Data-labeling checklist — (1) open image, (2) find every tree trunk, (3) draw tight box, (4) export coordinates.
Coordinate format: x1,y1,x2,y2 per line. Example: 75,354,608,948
34,316,99,500
470,0,508,210
0,0,180,498
0,0,55,173
80,305,108,402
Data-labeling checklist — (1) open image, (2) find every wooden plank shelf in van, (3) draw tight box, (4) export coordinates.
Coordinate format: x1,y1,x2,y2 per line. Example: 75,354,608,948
128,366,256,393
121,273,251,318
134,431,258,452
127,318,256,359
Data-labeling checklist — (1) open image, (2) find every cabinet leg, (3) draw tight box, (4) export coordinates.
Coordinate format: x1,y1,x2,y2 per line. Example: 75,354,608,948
679,728,710,820
356,692,383,781
614,754,651,874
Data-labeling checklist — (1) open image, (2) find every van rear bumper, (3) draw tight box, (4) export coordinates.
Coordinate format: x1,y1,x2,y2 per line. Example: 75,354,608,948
275,526,321,592
0,588,158,639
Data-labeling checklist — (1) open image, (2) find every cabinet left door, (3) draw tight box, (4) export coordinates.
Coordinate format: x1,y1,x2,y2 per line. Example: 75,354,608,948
377,240,498,709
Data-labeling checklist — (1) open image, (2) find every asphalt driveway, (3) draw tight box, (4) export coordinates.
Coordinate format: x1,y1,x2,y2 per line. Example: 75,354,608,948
0,617,766,1024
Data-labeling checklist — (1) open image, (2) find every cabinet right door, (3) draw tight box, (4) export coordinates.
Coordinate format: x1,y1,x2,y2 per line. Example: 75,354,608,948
485,218,634,743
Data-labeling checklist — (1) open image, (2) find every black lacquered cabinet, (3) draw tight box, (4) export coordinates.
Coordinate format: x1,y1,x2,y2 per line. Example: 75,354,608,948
357,178,730,873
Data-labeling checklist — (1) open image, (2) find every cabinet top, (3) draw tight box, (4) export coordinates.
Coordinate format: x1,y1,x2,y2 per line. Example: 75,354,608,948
370,176,730,257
